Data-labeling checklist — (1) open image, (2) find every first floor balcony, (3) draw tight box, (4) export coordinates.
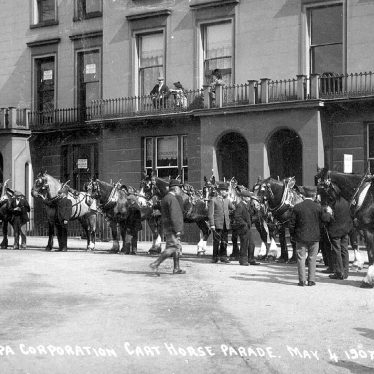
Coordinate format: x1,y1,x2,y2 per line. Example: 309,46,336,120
28,71,374,131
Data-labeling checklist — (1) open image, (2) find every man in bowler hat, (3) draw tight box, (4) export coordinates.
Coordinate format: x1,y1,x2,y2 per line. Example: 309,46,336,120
208,181,234,263
150,76,170,108
55,191,73,252
149,179,185,274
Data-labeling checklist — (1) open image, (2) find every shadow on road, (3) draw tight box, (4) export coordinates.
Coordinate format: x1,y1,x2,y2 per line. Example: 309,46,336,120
355,327,374,341
330,360,374,373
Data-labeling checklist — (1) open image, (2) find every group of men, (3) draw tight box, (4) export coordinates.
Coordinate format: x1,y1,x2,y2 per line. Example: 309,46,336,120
289,188,355,287
1,188,72,252
149,179,259,274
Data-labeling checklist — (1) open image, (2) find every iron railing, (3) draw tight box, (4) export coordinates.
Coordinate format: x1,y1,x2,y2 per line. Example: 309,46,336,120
27,71,374,129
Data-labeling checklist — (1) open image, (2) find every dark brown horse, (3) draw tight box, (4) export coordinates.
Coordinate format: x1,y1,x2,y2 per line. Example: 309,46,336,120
316,168,374,266
31,171,97,251
256,177,315,262
141,173,213,255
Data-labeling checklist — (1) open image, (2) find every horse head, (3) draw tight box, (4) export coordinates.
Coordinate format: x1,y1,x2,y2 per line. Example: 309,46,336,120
203,175,218,200
31,171,62,201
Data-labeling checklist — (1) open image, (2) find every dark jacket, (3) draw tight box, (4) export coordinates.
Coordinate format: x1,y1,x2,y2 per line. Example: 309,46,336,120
161,192,184,235
324,197,353,238
57,198,72,224
232,201,252,232
150,83,170,98
289,198,323,242
208,196,233,230
10,196,30,225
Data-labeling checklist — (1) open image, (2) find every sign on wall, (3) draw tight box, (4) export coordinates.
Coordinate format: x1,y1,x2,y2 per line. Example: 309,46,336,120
77,159,88,169
43,70,53,80
344,154,353,173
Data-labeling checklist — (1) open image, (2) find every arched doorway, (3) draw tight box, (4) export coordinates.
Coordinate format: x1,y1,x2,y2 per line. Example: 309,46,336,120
267,129,302,184
217,132,248,185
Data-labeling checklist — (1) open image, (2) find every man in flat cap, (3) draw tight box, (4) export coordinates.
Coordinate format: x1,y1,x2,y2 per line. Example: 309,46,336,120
208,181,234,263
289,186,326,286
150,179,185,274
150,75,170,109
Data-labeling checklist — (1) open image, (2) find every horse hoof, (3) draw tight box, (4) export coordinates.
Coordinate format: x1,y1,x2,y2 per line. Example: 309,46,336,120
45,248,52,251
197,251,205,256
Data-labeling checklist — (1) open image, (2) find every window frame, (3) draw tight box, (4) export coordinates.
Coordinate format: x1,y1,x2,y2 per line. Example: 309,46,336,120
197,18,234,89
31,0,58,27
302,1,346,78
74,0,102,21
75,47,102,109
367,123,374,173
134,29,166,97
144,135,188,182
32,53,57,114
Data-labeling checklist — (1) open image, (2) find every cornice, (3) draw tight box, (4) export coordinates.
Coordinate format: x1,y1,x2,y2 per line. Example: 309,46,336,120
126,9,172,21
26,38,61,47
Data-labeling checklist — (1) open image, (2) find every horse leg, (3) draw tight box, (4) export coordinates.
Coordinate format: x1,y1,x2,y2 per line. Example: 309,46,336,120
88,214,96,251
109,221,119,253
255,220,270,260
278,227,288,262
148,217,162,254
119,224,128,253
46,220,54,251
196,220,210,256
288,233,297,264
1,220,8,249
364,230,374,266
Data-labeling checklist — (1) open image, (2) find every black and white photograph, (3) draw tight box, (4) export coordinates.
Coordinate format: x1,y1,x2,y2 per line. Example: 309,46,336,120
1,0,374,373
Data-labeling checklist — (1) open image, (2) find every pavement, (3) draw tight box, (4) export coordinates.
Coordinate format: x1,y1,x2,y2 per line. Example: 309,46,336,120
0,235,373,374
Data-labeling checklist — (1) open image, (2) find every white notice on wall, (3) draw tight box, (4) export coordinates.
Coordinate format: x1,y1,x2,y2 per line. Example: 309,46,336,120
85,64,96,74
344,154,353,173
43,70,53,80
77,159,88,169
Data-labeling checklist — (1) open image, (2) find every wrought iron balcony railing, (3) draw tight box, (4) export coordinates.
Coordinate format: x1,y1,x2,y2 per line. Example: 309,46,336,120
28,71,374,130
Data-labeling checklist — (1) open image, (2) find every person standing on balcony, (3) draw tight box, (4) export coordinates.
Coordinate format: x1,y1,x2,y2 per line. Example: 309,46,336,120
10,192,30,250
150,76,170,109
209,69,225,107
171,81,188,109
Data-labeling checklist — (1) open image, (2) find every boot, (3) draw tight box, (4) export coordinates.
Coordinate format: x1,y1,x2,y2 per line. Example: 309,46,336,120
123,242,131,255
131,237,137,255
149,251,170,271
173,252,186,274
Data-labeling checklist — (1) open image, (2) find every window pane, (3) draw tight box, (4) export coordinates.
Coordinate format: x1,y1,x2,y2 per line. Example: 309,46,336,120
86,0,101,13
368,124,374,159
157,137,178,167
141,67,162,96
37,58,54,112
145,138,153,168
84,82,100,106
204,22,232,84
158,168,178,179
38,0,55,22
206,23,232,59
182,136,187,167
140,34,163,68
83,51,99,82
311,44,342,74
311,5,343,45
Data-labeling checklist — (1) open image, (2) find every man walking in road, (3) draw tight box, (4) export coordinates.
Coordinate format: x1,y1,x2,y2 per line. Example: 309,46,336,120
149,179,185,274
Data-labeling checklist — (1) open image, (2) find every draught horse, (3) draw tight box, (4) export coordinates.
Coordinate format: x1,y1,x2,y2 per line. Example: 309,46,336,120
31,172,97,251
316,168,374,267
141,173,213,255
256,177,315,262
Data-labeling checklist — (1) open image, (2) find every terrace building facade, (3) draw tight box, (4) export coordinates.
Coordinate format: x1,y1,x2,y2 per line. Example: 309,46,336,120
1,0,374,235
